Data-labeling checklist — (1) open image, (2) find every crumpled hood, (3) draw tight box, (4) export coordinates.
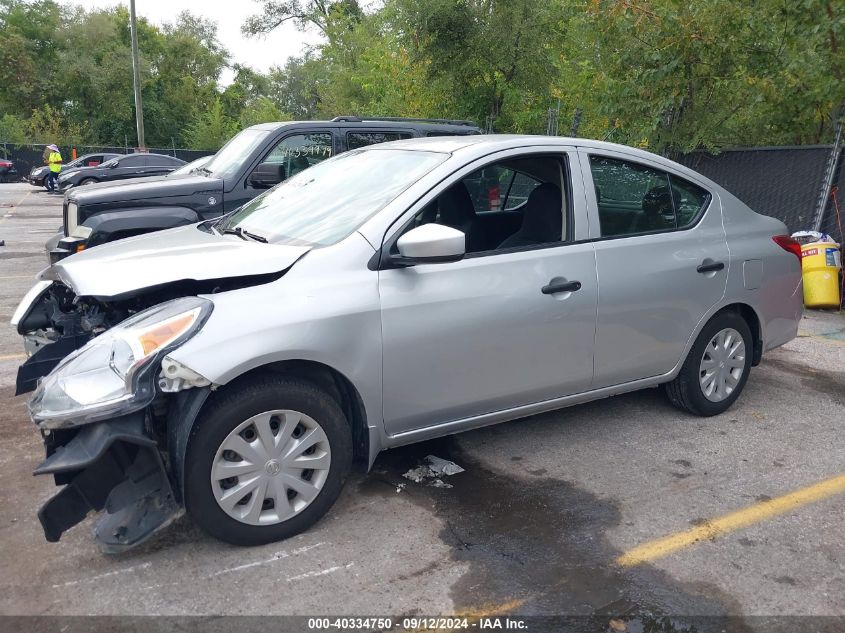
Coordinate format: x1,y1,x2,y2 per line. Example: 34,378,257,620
42,224,310,299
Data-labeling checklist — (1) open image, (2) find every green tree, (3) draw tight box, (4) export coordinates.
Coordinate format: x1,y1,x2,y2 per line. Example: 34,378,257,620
239,96,290,127
390,0,566,131
242,0,363,40
185,97,238,150
0,0,63,116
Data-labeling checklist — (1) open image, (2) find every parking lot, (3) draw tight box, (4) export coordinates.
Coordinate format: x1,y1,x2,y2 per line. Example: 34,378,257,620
0,181,843,628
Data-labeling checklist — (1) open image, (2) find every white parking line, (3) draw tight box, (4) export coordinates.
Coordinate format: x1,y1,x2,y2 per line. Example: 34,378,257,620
51,562,153,588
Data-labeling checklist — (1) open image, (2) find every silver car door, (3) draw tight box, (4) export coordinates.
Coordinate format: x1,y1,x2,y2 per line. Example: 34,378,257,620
580,150,729,388
378,148,598,436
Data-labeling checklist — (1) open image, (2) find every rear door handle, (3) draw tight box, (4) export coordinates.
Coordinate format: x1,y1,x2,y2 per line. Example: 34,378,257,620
542,280,582,294
696,261,725,273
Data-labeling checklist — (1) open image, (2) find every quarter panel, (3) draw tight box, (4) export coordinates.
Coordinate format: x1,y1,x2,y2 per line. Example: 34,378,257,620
720,196,802,351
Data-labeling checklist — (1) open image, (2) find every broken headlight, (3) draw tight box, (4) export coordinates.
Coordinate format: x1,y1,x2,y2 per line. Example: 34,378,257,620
28,296,213,429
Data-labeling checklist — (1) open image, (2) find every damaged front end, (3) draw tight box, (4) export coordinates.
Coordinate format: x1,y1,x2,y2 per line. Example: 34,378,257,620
13,281,152,395
25,297,214,552
36,413,180,553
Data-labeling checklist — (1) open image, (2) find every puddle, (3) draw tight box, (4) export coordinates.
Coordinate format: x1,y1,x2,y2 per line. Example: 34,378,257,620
765,358,845,406
362,437,751,632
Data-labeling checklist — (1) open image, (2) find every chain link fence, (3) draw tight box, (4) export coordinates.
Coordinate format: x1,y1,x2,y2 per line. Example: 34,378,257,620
678,145,844,243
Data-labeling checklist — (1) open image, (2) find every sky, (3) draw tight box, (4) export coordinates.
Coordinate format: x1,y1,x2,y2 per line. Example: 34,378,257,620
67,0,323,85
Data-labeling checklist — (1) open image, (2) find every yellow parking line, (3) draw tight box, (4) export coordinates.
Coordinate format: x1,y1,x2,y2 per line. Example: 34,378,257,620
0,353,25,361
617,473,845,567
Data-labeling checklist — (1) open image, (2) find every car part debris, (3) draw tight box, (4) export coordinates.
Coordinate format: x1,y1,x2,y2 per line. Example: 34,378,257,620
403,455,465,488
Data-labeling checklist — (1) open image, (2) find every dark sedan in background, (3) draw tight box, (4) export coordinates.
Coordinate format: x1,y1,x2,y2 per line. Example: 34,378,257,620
28,152,121,187
57,153,185,190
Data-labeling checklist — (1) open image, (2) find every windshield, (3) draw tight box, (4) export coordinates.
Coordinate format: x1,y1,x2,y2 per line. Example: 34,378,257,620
203,128,270,179
220,149,446,246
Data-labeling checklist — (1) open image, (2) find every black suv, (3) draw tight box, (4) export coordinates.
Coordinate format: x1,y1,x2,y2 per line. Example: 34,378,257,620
51,117,480,260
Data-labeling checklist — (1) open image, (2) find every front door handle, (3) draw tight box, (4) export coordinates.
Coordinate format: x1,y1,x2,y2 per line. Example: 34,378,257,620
542,280,582,294
696,261,725,274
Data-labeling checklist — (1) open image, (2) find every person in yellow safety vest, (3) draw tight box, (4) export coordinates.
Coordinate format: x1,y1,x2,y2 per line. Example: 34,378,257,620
45,144,63,192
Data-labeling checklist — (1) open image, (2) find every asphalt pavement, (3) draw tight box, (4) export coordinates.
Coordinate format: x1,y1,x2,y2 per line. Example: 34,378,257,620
0,182,843,631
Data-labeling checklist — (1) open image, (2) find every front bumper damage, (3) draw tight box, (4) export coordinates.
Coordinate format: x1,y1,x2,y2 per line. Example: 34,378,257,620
35,412,180,553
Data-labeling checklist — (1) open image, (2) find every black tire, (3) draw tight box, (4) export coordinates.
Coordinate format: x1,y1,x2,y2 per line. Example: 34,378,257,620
184,375,352,546
79,177,97,186
664,311,753,416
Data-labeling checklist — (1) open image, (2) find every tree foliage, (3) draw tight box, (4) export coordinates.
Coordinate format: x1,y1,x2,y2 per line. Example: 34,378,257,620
1,0,843,154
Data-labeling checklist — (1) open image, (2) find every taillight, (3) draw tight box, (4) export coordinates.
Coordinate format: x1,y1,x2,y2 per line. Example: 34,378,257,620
773,235,802,260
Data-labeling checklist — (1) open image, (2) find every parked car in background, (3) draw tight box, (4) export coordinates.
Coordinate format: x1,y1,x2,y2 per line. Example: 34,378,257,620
48,117,480,260
28,152,121,187
12,135,802,551
0,157,18,182
56,153,185,190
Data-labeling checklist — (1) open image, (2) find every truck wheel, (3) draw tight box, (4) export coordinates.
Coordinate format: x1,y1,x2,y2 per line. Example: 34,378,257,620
664,311,753,416
184,375,352,546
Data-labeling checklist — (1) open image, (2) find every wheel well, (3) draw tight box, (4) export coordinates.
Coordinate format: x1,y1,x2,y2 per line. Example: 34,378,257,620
715,303,762,365
222,361,370,471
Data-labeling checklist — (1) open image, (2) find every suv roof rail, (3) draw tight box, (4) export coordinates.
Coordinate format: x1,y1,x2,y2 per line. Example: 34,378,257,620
331,115,478,127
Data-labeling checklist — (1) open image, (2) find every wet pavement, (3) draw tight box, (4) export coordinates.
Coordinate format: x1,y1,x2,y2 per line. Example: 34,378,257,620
0,183,843,630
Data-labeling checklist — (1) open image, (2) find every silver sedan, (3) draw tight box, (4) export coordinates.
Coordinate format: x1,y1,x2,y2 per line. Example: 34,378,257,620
14,135,803,550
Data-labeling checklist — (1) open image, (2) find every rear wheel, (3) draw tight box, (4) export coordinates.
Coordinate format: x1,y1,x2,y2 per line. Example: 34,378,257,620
184,375,352,546
665,311,752,416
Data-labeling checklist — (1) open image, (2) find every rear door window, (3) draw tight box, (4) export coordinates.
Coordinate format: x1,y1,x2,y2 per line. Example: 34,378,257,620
589,155,674,236
346,131,413,150
119,155,146,167
669,175,711,226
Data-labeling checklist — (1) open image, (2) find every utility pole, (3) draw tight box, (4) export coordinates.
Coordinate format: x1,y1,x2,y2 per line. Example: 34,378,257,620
129,0,146,151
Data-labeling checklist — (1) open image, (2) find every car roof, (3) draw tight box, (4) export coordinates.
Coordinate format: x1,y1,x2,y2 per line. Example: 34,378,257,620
364,134,731,193
117,152,182,161
247,119,481,133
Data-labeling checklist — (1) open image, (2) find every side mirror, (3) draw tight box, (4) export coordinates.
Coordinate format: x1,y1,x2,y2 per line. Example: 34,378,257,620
248,163,286,188
392,224,465,266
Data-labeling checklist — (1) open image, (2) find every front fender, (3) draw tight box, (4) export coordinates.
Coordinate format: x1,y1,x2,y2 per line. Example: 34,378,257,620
83,207,202,247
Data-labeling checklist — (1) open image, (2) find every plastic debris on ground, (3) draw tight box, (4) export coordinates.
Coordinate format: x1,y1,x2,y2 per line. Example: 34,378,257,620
402,455,465,489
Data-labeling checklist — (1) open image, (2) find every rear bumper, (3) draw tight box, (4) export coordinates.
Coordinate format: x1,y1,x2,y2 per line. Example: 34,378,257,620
34,412,179,553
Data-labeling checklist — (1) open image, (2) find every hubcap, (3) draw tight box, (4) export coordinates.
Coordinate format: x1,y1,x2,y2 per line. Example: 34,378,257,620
699,328,746,403
211,410,331,526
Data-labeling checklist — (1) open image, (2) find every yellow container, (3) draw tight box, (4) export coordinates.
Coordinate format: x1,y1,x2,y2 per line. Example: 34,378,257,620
801,241,841,308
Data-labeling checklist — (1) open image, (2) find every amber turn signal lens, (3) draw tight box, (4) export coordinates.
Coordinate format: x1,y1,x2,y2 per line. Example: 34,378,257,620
138,312,197,356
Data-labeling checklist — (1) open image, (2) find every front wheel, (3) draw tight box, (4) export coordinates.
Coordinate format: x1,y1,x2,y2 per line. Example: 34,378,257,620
665,311,753,416
79,177,97,186
184,375,352,546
